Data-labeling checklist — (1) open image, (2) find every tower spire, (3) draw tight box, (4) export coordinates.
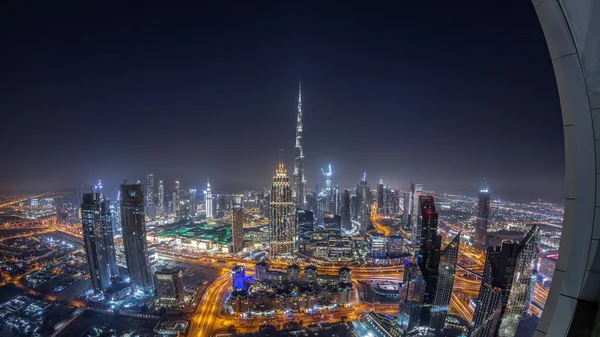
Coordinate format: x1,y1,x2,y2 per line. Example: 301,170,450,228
293,82,306,208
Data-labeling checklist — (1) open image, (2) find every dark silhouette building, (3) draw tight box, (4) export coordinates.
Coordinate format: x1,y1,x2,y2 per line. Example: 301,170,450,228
82,192,118,293
121,183,154,290
469,225,540,337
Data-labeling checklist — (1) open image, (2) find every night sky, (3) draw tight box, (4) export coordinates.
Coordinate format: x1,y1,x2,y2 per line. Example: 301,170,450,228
1,1,564,203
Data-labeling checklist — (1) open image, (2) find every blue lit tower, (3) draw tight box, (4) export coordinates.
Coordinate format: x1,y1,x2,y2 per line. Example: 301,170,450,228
292,82,306,209
474,179,491,245
120,183,154,290
269,152,295,257
232,265,246,291
469,225,540,337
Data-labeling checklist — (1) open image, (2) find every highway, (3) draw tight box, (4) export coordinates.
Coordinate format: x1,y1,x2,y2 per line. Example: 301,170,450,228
47,224,550,333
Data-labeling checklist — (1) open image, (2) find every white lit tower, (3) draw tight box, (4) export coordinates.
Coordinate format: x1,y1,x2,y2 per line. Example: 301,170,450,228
359,173,370,233
206,179,214,219
322,165,333,213
292,82,306,209
146,174,155,220
157,180,164,218
270,151,295,258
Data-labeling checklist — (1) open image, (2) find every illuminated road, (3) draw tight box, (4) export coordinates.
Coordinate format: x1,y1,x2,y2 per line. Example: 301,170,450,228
51,223,550,331
0,193,50,209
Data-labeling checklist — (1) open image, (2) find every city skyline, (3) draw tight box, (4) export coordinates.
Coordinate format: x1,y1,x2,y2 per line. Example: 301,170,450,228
0,2,564,204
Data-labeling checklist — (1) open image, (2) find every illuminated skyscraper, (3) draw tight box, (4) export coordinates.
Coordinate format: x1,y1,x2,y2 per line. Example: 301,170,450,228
157,180,164,218
292,82,306,209
173,180,180,218
322,165,333,213
82,192,118,293
269,155,295,258
359,173,371,233
469,225,540,337
189,188,197,217
397,195,459,336
205,179,214,219
409,182,423,255
146,174,155,220
232,204,244,253
120,183,153,290
474,179,491,245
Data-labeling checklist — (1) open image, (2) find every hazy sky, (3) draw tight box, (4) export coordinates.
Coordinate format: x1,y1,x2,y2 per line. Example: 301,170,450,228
0,1,564,203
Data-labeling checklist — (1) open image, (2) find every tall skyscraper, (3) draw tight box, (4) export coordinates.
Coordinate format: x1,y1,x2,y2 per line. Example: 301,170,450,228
157,180,164,218
377,180,385,214
409,182,423,255
322,165,333,213
269,155,295,258
146,174,155,220
205,179,214,219
120,183,153,290
359,173,371,233
341,189,351,231
189,188,197,217
173,180,180,218
82,192,118,293
397,195,460,336
292,82,306,209
469,225,540,337
474,180,491,245
232,204,244,253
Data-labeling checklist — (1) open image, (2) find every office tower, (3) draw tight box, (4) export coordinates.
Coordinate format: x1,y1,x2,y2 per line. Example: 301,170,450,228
403,192,410,224
205,180,214,219
397,195,460,336
255,261,269,282
100,198,119,280
292,82,306,209
377,180,384,214
174,180,180,218
469,225,540,337
351,194,359,219
409,182,423,254
474,180,491,245
232,265,246,291
189,189,197,217
398,260,426,332
359,173,371,233
155,269,185,304
82,192,112,292
120,183,153,289
341,189,351,231
146,174,155,220
232,204,244,253
334,185,340,215
172,192,177,217
269,156,295,258
157,180,164,218
296,209,314,250
322,165,333,213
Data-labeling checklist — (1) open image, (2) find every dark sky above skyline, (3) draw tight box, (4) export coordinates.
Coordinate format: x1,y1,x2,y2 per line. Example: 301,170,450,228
1,1,564,203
